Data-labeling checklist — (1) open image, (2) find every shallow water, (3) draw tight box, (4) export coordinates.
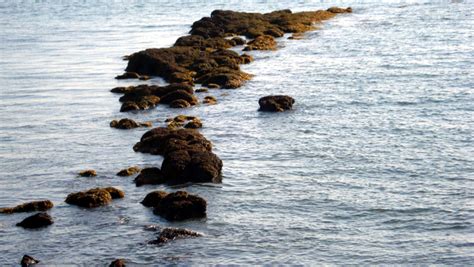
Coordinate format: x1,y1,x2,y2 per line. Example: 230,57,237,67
1,0,473,265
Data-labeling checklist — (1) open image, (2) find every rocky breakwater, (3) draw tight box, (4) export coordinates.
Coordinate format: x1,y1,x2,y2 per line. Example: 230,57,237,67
117,7,351,91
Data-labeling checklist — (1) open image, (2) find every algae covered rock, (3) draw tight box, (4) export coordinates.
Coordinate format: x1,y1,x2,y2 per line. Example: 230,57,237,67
116,166,141,176
258,95,295,112
16,212,53,229
109,259,126,267
21,255,40,267
153,191,207,221
0,200,53,214
78,169,97,177
141,190,169,207
65,187,124,208
149,227,202,245
134,167,165,187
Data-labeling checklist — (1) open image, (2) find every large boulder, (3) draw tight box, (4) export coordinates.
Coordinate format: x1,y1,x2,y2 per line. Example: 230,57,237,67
16,213,53,229
109,259,126,267
149,227,202,245
153,191,207,221
0,200,53,214
133,127,212,156
65,187,124,208
134,167,165,187
161,150,223,185
140,190,169,207
258,95,295,112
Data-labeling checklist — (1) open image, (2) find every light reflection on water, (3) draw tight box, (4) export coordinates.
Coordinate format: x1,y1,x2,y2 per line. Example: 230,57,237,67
0,0,473,265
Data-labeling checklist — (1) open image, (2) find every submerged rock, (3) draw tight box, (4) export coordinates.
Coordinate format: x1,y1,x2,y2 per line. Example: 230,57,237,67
203,95,217,105
161,150,222,185
153,191,207,221
110,118,152,129
149,227,202,245
65,187,124,208
195,88,209,93
16,212,53,229
327,7,352,13
258,95,295,112
109,259,126,267
0,200,53,214
116,166,141,177
134,127,212,156
78,169,97,177
141,190,168,207
21,255,40,267
243,35,277,51
134,167,165,187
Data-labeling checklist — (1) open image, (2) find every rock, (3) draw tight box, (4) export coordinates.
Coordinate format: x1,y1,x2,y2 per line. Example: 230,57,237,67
111,86,133,94
138,75,150,81
115,72,141,79
110,119,152,129
141,190,168,207
231,37,246,45
0,200,53,214
110,118,140,129
121,8,350,91
109,259,126,267
169,99,191,108
207,83,220,89
160,90,198,106
184,118,203,129
258,95,295,112
161,150,222,185
149,227,202,245
153,191,207,221
203,95,217,105
65,187,124,208
195,88,208,93
21,255,40,267
243,35,277,51
120,95,160,112
174,35,233,49
104,187,125,199
134,167,165,187
327,7,352,13
78,169,97,177
239,54,254,64
16,212,53,229
116,166,141,177
134,127,212,156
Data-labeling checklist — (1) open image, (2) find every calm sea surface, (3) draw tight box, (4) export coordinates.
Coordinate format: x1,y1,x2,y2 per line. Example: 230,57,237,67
0,0,473,265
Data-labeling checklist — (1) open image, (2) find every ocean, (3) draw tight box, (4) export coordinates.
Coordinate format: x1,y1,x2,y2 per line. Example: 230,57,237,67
0,0,473,265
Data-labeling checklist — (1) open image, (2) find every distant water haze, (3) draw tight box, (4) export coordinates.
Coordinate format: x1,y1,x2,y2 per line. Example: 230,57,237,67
0,0,473,265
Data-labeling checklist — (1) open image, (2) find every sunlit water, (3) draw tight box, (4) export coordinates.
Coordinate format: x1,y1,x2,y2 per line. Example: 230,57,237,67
1,0,473,265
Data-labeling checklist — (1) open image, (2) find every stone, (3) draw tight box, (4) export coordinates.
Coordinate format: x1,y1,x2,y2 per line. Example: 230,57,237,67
153,191,207,221
184,118,203,129
169,99,191,108
327,7,352,13
65,187,124,208
110,118,140,129
141,190,168,207
161,150,222,185
115,72,141,79
116,166,141,177
243,35,277,51
149,227,202,245
195,88,209,93
21,255,40,267
258,95,295,112
78,169,97,177
134,167,165,187
203,95,217,105
16,213,53,229
0,200,53,214
109,259,126,267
